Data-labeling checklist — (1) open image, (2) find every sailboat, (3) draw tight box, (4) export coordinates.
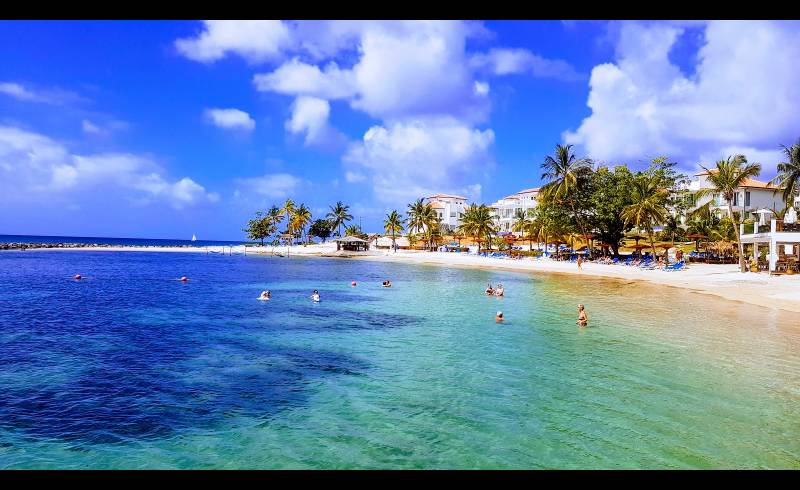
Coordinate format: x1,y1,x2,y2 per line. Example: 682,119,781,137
191,234,197,242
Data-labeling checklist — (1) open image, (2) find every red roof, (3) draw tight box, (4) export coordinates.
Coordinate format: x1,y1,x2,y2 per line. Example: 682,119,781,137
694,169,781,189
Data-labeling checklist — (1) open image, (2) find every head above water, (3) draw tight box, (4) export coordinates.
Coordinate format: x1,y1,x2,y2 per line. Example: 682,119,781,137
496,311,503,317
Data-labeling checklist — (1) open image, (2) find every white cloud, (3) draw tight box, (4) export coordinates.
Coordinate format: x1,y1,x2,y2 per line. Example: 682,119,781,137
252,58,357,100
0,125,218,209
474,81,490,96
0,81,85,105
81,119,106,136
234,172,304,199
204,108,256,131
175,20,291,64
284,96,346,149
564,20,800,174
469,48,582,81
343,117,494,204
0,82,40,101
344,171,365,183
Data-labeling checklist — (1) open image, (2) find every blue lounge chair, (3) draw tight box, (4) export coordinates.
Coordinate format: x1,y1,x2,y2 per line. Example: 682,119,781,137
664,261,685,271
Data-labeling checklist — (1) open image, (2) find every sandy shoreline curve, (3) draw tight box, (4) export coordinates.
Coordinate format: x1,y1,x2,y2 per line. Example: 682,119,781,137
12,243,800,313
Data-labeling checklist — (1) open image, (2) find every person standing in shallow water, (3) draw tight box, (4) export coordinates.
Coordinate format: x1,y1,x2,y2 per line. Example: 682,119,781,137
576,304,588,327
577,255,582,271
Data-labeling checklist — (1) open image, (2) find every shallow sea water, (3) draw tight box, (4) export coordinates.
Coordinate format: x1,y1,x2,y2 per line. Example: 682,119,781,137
0,251,798,469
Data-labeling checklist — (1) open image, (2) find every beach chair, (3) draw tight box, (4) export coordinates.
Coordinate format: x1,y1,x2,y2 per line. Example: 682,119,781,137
664,261,685,271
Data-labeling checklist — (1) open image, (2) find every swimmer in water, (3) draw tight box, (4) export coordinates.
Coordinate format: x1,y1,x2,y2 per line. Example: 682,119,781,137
494,283,504,297
382,280,392,288
311,289,320,302
351,281,357,287
495,311,504,323
576,304,588,327
180,276,188,282
74,274,82,280
485,283,494,295
258,290,271,301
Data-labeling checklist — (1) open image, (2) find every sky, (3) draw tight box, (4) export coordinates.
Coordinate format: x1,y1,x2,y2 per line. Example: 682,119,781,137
1,20,799,240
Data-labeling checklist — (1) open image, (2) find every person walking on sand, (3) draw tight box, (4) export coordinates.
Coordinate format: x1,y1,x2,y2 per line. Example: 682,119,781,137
576,304,588,327
577,254,583,271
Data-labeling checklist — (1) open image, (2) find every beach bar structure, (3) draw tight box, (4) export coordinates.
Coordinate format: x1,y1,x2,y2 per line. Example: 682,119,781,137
334,236,369,251
740,204,800,273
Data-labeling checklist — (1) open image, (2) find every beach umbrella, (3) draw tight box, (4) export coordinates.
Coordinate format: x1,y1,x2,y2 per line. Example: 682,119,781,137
626,234,647,246
686,233,707,251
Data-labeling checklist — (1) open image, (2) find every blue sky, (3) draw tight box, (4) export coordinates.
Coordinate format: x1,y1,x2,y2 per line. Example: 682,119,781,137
1,20,798,240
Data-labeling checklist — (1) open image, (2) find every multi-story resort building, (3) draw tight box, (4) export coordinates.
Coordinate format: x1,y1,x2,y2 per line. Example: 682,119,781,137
422,194,468,232
686,169,785,220
489,188,540,234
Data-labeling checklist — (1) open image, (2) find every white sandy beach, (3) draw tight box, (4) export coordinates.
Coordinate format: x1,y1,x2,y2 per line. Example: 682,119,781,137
22,242,800,313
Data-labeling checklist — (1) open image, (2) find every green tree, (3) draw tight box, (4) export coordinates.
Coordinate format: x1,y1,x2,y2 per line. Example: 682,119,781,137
587,165,635,257
622,171,670,259
344,224,368,240
309,219,333,243
292,203,312,244
326,201,353,238
243,211,274,245
280,199,296,245
512,208,532,246
771,137,800,205
457,203,496,252
540,143,594,243
383,210,405,251
694,155,762,272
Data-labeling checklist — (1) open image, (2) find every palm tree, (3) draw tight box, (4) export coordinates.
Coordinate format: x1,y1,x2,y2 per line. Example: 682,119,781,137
292,203,312,244
540,143,593,242
512,208,531,248
383,210,405,251
622,172,669,259
457,203,496,252
280,199,296,245
406,199,428,235
771,137,800,205
406,199,438,250
695,155,761,272
326,201,353,238
661,213,683,249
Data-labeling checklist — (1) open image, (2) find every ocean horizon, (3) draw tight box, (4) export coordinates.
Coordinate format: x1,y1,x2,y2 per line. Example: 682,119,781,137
0,234,247,248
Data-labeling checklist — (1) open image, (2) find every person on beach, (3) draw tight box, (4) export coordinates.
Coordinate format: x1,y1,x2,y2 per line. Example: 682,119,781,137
485,283,494,295
577,304,588,327
258,290,270,301
495,311,504,323
494,284,504,297
311,290,320,302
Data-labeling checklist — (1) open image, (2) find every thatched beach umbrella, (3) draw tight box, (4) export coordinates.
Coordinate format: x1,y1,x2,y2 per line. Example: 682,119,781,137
686,233,707,252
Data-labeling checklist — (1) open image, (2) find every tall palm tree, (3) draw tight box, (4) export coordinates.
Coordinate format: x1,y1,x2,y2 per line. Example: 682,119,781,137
540,143,593,241
383,210,405,252
326,201,353,238
771,137,800,205
292,203,312,244
695,155,761,272
512,208,532,248
662,213,683,249
406,199,428,235
622,172,669,259
280,199,296,245
457,204,496,252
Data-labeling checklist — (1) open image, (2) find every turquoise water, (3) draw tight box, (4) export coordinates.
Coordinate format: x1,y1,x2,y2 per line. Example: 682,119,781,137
1,251,799,469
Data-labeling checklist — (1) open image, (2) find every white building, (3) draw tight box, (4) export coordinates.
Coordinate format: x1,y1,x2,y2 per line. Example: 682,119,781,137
422,194,468,231
489,188,540,234
686,169,785,220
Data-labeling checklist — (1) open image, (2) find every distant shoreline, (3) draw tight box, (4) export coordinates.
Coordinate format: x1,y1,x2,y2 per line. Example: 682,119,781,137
6,243,800,314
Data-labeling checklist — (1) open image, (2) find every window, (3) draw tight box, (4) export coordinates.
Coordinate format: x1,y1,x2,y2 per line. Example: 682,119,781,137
745,191,751,207
450,211,456,218
733,193,739,206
